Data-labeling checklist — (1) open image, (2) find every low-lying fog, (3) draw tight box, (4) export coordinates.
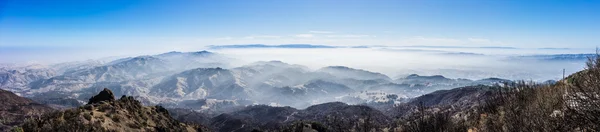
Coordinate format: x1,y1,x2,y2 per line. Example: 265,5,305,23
2,46,594,81
213,47,592,81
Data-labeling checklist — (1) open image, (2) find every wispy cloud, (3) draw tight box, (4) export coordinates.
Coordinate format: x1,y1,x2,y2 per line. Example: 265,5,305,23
243,35,282,39
216,36,233,40
468,38,492,43
309,31,334,34
406,36,463,44
326,34,374,38
294,34,315,38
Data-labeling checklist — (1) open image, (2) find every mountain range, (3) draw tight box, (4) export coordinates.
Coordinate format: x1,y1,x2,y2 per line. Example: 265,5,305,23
2,50,596,131
1,51,517,111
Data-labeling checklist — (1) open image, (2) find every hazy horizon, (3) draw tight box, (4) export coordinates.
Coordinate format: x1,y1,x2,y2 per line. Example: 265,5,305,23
0,45,592,82
1,0,599,81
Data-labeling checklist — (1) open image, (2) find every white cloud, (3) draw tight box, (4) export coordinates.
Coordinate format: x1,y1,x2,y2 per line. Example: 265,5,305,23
468,38,492,43
216,37,233,40
243,35,282,39
326,34,373,38
404,36,463,45
294,34,315,38
309,31,334,34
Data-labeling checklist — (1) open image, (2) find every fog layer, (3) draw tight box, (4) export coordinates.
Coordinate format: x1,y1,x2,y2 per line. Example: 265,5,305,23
214,47,591,81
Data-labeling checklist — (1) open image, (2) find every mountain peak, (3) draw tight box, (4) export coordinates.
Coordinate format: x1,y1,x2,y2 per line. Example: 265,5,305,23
87,88,115,104
246,60,309,70
406,74,420,78
251,60,288,65
405,74,446,79
158,51,184,56
192,50,212,55
268,60,284,63
326,66,351,69
192,67,227,72
131,56,156,60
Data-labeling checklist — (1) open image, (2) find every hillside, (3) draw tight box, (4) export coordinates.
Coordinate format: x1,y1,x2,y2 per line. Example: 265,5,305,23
168,102,390,132
407,85,495,108
22,88,209,132
0,89,55,131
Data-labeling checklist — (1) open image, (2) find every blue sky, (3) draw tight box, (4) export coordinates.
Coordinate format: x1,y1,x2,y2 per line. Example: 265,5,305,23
0,0,599,55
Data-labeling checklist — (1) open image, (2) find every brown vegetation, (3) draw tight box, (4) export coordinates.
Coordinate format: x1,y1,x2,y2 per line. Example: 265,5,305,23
21,89,209,132
0,89,55,131
469,54,600,131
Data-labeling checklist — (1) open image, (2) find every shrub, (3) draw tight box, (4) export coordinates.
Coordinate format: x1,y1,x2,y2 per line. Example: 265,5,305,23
111,114,122,122
83,112,92,121
11,127,24,132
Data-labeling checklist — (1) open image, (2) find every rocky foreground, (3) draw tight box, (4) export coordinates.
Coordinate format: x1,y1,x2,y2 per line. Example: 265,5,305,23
21,88,209,132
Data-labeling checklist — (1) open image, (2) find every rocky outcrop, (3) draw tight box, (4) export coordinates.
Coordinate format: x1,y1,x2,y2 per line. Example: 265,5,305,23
87,88,115,104
22,88,209,132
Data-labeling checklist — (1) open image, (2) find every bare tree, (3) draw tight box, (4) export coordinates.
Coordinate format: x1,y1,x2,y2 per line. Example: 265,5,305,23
565,51,600,130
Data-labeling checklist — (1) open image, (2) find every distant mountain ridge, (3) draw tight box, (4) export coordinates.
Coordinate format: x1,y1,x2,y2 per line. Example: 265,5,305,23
0,66,56,91
208,44,336,49
518,54,596,61
318,66,392,81
401,45,518,49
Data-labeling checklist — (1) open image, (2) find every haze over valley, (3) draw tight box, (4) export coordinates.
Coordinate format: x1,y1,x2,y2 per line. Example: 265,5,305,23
0,45,592,110
1,0,599,131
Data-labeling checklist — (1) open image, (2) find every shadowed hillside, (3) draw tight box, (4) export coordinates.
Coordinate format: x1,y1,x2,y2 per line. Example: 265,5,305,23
0,89,55,131
22,88,209,132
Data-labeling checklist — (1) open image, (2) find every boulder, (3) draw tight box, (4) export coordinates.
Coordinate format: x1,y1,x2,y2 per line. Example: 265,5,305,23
87,88,115,104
